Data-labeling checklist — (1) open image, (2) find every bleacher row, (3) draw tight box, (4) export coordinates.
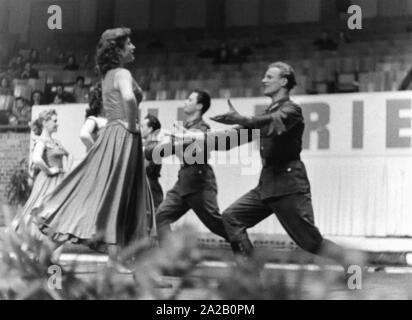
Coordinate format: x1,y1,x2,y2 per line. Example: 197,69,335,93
123,34,412,97
2,31,412,112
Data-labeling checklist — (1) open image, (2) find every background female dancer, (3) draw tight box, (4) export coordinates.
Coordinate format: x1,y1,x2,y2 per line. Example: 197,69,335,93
11,109,70,242
30,28,155,265
80,83,108,151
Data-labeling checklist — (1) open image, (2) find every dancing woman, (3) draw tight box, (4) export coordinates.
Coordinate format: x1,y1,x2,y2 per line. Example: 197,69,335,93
80,83,108,151
11,109,70,240
31,28,155,263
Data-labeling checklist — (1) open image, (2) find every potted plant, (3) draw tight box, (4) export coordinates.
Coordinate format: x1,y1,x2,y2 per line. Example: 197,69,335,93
2,159,32,226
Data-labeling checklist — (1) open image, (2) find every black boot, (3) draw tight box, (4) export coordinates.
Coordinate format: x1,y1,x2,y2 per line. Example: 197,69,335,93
230,238,254,257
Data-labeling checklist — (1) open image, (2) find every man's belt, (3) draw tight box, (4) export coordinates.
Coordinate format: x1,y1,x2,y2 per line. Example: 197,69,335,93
261,157,300,168
180,163,209,169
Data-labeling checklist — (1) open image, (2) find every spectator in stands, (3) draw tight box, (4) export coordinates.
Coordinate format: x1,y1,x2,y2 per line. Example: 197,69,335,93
42,47,55,64
52,85,74,104
0,67,19,82
55,52,66,65
0,77,13,95
9,54,24,73
20,61,39,79
73,76,88,103
8,113,18,125
53,94,64,105
28,49,40,65
313,31,338,51
64,55,80,71
337,30,350,45
229,46,246,67
81,53,94,70
31,90,44,106
11,97,31,125
213,42,230,65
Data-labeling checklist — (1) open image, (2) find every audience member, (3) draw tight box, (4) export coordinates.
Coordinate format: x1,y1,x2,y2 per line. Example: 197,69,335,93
28,49,40,65
11,97,31,125
20,61,39,79
55,52,66,65
213,42,230,65
31,90,44,106
314,31,338,51
0,77,13,95
73,76,88,103
52,85,74,104
9,54,24,73
42,47,55,64
337,30,351,45
81,53,94,70
64,55,80,71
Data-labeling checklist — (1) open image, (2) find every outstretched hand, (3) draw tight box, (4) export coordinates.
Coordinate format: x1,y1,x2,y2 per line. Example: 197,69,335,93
210,99,244,125
163,122,205,141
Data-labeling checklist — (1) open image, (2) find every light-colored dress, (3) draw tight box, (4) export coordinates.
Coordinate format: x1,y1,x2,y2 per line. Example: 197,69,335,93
11,138,67,239
31,68,155,252
86,116,108,143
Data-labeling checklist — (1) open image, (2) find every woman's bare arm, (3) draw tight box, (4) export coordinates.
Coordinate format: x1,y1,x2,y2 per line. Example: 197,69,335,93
80,118,97,151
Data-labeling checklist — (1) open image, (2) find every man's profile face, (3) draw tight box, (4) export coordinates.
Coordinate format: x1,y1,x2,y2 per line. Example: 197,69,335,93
183,92,201,116
262,67,286,97
141,118,152,139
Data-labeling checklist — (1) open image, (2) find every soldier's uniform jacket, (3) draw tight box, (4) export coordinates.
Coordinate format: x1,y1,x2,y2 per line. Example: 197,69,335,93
175,118,217,196
144,139,162,180
253,98,311,199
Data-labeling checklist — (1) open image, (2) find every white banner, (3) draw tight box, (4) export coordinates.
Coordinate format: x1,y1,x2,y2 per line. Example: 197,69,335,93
32,91,412,237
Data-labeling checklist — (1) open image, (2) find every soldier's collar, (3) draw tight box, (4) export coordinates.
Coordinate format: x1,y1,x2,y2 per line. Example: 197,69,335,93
266,97,290,112
184,117,203,129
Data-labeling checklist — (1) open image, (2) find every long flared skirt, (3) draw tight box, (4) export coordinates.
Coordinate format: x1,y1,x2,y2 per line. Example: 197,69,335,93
11,171,65,241
31,121,156,252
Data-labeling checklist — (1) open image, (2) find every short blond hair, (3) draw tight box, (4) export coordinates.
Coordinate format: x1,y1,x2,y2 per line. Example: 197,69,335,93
268,61,297,91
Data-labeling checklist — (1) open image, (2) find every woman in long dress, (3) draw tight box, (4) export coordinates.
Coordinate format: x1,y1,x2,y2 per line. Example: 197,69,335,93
79,83,108,151
11,109,70,240
31,28,155,263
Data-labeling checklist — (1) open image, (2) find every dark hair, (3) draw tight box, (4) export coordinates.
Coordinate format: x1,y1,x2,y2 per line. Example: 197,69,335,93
86,83,103,117
96,28,131,76
193,90,211,114
0,76,10,88
67,55,77,64
145,114,161,132
30,49,39,57
31,90,43,105
76,75,85,83
268,61,297,91
31,109,57,136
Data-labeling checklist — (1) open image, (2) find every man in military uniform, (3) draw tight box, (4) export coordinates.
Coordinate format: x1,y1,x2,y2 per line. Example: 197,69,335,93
153,90,228,243
141,114,164,211
209,62,353,267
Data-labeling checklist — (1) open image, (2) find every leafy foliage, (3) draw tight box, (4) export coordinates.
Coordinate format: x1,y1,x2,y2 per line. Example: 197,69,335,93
5,159,32,206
